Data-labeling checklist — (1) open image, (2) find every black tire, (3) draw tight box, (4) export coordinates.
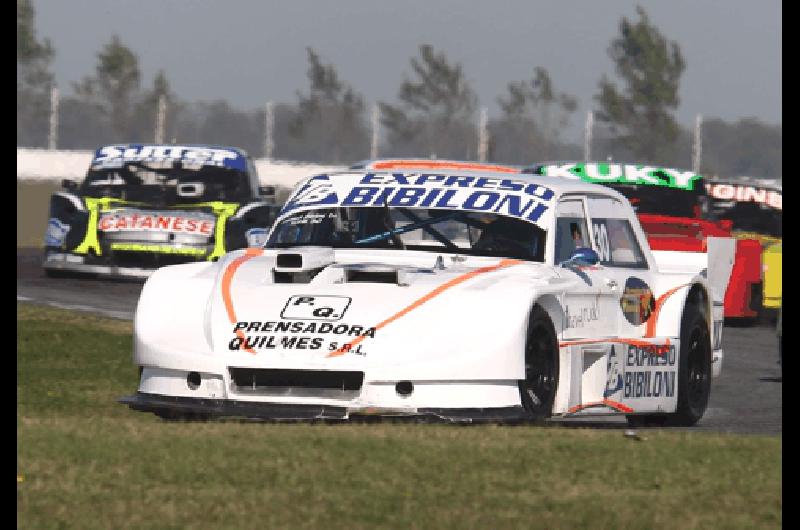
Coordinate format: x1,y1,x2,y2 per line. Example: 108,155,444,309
672,303,712,425
519,305,559,421
627,303,711,427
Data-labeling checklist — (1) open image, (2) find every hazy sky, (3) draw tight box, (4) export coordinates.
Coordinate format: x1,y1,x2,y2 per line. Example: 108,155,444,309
34,0,780,141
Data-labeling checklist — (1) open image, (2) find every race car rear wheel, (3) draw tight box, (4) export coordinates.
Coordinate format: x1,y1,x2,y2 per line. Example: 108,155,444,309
672,304,712,425
519,305,559,421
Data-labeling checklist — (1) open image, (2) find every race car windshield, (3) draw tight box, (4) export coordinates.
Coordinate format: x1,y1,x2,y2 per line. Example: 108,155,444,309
81,162,252,204
606,181,711,219
267,207,546,262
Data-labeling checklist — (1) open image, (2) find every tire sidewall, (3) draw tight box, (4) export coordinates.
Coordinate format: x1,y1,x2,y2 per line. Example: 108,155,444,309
519,306,559,420
675,304,712,425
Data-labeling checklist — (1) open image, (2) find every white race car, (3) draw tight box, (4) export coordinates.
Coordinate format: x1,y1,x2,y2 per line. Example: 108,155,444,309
121,169,735,425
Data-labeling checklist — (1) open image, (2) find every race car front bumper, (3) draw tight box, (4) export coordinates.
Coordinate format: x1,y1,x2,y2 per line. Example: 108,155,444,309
119,392,529,423
43,252,154,279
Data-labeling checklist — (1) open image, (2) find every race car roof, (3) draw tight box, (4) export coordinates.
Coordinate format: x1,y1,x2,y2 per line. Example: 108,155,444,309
351,158,521,174
278,169,627,230
90,143,249,171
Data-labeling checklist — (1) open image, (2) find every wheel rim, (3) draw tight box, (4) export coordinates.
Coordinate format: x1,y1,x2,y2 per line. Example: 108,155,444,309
523,323,556,413
686,326,710,413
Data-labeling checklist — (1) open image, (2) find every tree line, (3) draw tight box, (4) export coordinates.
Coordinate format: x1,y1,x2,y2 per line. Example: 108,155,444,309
17,1,781,179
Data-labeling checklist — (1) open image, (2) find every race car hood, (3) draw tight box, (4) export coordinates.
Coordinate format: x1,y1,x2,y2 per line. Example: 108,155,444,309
211,248,561,380
136,247,567,381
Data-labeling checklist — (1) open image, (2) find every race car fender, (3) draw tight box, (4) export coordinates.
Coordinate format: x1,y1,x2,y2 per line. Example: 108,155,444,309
46,192,89,250
134,261,219,373
649,237,735,376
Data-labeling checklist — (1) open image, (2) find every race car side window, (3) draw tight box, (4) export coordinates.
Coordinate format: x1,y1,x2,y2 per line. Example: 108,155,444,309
246,157,260,198
586,197,647,268
554,198,590,264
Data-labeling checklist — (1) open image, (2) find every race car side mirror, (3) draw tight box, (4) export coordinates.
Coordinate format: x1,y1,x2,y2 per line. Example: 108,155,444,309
259,185,276,198
62,179,78,191
564,247,600,266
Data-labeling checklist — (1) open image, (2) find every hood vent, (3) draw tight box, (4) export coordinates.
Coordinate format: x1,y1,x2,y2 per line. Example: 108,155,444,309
276,253,303,268
273,246,335,284
345,269,399,284
273,270,321,283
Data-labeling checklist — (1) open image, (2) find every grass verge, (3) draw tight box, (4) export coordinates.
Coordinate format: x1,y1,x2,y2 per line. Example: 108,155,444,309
18,302,781,529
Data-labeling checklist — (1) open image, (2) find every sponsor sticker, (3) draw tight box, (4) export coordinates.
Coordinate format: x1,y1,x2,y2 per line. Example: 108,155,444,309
280,173,554,226
98,212,214,235
623,343,677,399
280,295,352,321
92,144,243,169
281,175,340,214
564,302,600,329
620,277,655,326
705,183,782,210
537,163,701,191
228,319,376,355
604,345,624,398
45,218,70,247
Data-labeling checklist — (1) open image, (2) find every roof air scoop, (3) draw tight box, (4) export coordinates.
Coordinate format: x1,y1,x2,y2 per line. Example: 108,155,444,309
273,246,335,283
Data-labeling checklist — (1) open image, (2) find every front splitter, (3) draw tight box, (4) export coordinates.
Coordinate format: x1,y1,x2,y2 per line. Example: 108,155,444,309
44,258,154,279
119,392,530,423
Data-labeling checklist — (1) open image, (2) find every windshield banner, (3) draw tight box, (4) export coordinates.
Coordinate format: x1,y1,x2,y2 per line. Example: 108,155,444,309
705,183,782,210
278,173,556,228
91,144,246,171
535,163,701,191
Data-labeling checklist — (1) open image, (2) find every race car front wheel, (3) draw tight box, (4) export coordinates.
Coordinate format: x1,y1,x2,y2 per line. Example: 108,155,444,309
519,305,559,421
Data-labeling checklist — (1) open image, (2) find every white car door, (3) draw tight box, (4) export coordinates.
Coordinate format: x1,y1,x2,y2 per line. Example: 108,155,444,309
551,195,623,414
553,196,619,340
584,195,678,410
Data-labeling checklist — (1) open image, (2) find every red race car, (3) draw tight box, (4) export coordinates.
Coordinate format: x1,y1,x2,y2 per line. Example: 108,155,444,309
526,162,763,321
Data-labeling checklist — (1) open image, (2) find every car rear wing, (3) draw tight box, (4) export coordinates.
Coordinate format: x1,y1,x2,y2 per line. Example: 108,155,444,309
651,237,736,302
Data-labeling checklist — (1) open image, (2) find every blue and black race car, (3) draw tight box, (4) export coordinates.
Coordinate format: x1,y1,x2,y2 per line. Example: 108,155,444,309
43,143,281,279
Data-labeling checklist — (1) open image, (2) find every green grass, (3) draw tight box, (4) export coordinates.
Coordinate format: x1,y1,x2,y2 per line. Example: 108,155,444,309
18,302,781,529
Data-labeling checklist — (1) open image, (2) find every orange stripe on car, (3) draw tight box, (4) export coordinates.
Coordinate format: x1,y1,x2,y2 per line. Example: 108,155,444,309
371,160,519,173
560,337,671,350
645,283,691,338
221,248,264,354
326,258,523,358
567,400,634,414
